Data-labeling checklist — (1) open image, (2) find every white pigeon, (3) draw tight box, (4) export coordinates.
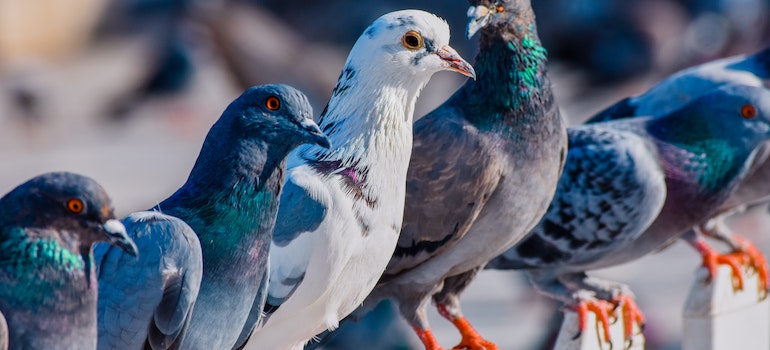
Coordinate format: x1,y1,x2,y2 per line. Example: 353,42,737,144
243,9,475,350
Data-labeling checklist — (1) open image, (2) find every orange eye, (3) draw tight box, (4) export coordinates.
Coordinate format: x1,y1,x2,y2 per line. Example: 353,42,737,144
67,198,84,214
401,30,424,50
742,104,757,119
496,5,504,12
265,96,281,111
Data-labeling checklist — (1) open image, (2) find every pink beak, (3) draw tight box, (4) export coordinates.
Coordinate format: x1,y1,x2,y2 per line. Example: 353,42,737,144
436,45,476,80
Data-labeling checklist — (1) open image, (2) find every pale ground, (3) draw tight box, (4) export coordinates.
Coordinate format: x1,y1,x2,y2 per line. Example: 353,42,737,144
1,41,768,350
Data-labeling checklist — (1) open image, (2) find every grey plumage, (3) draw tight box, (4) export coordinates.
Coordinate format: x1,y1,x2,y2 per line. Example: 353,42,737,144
490,84,770,340
587,46,770,289
95,212,201,350
95,84,328,350
0,172,135,350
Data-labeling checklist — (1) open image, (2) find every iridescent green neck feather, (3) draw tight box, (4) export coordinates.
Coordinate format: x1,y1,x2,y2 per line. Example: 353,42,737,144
648,115,750,193
456,22,549,130
0,227,87,306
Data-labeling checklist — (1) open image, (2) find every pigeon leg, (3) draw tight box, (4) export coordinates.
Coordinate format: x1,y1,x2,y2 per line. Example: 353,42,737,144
434,302,497,350
399,297,444,350
433,269,497,350
614,295,645,345
565,274,645,343
698,218,769,294
529,271,616,344
685,229,746,291
573,297,615,344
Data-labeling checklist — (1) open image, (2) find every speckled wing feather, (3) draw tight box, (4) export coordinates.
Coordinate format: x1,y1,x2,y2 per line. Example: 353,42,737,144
96,211,202,350
384,107,503,277
491,125,666,269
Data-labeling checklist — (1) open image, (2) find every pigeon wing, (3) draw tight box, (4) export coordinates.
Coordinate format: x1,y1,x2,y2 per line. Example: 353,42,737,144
384,108,503,277
96,211,202,350
492,126,666,269
265,167,330,314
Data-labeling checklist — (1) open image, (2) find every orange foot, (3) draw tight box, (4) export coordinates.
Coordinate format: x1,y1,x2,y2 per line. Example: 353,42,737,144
413,326,443,350
574,298,615,343
613,295,645,347
436,304,498,350
692,238,746,290
731,236,769,295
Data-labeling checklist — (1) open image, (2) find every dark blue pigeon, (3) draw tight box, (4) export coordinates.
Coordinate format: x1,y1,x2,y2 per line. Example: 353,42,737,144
95,84,330,350
489,84,770,344
0,172,136,350
587,46,770,292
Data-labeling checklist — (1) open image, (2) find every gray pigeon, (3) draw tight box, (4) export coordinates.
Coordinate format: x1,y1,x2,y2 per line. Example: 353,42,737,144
247,9,476,350
489,84,770,343
0,172,137,350
588,46,770,292
357,1,567,349
95,84,330,350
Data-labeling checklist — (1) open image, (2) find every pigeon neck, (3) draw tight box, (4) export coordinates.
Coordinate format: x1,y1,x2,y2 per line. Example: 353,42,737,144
163,135,287,266
0,227,93,307
457,19,551,130
647,114,755,194
304,64,419,187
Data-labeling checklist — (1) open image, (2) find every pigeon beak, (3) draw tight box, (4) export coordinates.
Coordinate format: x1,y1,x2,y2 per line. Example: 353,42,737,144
102,219,138,257
466,5,492,39
300,118,332,149
436,45,476,80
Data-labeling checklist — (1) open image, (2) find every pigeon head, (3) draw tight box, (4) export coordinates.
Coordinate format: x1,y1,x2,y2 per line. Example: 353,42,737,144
225,84,330,149
0,172,137,256
466,0,534,38
351,10,475,81
672,85,770,149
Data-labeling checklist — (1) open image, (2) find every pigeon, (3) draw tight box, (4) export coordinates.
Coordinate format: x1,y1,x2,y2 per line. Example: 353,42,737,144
588,46,770,292
0,311,6,350
489,84,770,344
95,84,330,350
349,1,567,349
245,10,476,350
0,172,137,350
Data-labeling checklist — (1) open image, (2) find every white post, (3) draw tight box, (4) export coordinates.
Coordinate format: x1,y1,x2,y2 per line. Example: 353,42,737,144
554,309,645,350
683,265,770,350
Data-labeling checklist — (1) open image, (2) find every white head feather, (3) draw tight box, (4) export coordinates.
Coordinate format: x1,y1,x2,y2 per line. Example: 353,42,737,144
292,10,472,192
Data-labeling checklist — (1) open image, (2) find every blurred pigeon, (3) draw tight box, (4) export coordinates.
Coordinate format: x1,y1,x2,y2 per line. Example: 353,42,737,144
96,84,330,350
353,1,567,349
490,84,770,343
246,10,475,350
0,172,136,350
589,46,770,292
0,311,6,350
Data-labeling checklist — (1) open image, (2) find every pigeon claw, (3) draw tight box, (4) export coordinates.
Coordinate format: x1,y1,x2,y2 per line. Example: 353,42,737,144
413,326,443,350
698,241,746,291
575,298,615,345
613,295,645,343
435,303,498,350
732,236,770,296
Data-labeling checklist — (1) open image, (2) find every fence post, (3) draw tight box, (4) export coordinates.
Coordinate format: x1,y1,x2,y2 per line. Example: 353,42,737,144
554,308,645,350
683,265,770,350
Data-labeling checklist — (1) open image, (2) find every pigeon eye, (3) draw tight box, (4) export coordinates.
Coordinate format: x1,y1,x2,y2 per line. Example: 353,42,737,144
496,5,505,12
265,96,281,111
401,30,424,50
66,198,84,214
741,104,757,119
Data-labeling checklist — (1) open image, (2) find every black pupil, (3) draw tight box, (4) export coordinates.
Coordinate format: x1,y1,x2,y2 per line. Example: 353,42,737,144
405,35,419,47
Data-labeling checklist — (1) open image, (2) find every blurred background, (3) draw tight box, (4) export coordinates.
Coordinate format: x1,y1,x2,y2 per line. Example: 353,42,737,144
0,0,768,349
